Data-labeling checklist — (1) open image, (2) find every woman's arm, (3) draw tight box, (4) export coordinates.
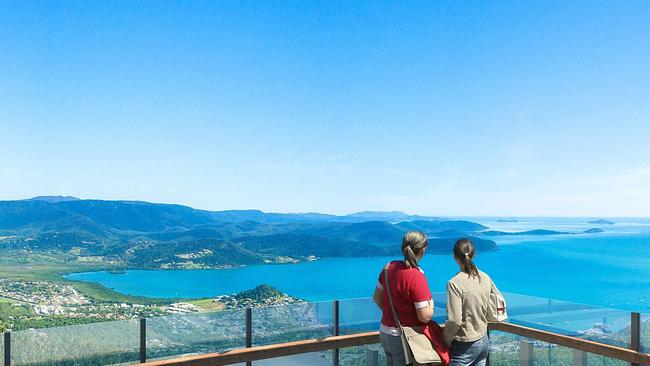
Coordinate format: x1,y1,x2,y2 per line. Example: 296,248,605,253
490,278,504,298
415,299,434,323
411,271,434,323
373,287,383,311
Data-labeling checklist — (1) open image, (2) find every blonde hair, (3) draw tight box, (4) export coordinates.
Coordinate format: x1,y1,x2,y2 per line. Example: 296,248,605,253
402,231,428,268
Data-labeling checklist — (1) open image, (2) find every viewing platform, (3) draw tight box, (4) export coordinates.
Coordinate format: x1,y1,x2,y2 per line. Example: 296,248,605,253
1,292,648,365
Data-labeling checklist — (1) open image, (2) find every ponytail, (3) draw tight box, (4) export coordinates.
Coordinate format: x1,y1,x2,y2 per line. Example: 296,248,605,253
402,231,428,268
403,245,418,269
454,238,481,281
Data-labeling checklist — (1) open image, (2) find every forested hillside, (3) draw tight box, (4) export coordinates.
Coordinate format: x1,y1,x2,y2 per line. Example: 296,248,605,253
0,197,497,268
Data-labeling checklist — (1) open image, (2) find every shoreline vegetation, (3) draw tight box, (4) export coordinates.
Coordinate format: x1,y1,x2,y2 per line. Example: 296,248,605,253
0,255,303,330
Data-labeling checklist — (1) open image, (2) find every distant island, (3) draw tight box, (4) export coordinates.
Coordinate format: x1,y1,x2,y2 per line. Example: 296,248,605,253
583,228,605,234
213,284,304,309
480,228,604,236
496,219,518,223
481,229,568,236
587,219,615,225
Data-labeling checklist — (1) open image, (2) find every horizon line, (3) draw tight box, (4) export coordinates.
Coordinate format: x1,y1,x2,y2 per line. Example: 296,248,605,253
2,195,650,220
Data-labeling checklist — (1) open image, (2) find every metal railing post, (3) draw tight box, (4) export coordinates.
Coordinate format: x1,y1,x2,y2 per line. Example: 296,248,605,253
140,318,146,363
631,312,640,366
4,331,10,366
366,349,378,366
520,340,534,366
246,308,253,366
333,300,340,366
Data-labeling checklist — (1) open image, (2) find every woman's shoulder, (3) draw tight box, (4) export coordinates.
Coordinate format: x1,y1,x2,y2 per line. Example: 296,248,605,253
478,270,492,282
381,260,400,269
386,260,403,269
381,260,406,276
387,260,422,270
447,270,492,286
448,271,464,282
386,261,426,277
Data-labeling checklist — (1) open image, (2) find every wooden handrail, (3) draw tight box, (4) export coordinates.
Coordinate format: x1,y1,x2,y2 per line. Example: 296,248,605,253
489,322,650,365
138,332,380,366
137,323,650,366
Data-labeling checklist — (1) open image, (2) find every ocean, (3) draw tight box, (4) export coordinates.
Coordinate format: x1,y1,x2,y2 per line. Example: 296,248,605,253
66,217,650,312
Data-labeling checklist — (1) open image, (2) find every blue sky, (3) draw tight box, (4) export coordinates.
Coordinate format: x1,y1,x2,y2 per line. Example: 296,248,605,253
1,1,649,216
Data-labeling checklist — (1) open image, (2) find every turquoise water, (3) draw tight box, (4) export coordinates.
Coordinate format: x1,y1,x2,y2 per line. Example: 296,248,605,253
67,219,650,312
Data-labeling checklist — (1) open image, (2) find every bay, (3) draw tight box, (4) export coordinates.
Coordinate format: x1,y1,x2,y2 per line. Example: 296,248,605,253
67,219,650,312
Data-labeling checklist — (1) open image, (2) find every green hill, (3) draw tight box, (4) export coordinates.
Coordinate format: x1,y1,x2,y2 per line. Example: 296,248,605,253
0,198,498,268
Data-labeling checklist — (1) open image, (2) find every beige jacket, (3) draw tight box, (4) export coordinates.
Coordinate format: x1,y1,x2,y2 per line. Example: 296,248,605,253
443,270,502,345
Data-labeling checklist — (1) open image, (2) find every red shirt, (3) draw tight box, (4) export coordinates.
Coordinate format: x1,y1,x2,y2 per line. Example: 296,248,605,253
378,261,432,327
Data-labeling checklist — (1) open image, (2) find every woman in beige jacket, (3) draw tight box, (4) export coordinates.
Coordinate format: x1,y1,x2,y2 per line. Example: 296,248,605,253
443,239,503,366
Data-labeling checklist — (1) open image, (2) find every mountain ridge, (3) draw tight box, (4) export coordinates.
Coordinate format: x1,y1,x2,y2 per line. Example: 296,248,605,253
0,198,498,269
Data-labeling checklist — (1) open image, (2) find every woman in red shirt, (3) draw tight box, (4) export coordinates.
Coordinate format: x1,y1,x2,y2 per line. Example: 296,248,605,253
373,231,434,365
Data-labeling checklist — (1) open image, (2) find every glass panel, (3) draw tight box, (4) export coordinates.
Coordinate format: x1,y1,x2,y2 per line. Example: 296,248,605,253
585,353,628,366
505,293,631,348
235,350,331,366
340,345,386,366
534,343,575,365
488,330,522,366
529,342,628,366
11,319,139,366
641,313,649,353
147,309,246,361
339,298,380,335
338,292,447,336
252,301,332,346
432,292,448,323
488,331,628,366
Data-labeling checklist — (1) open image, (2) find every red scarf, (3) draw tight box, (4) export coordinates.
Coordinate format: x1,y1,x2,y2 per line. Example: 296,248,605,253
423,321,450,366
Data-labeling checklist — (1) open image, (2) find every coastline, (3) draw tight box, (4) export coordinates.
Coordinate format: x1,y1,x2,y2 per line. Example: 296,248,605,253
62,235,650,313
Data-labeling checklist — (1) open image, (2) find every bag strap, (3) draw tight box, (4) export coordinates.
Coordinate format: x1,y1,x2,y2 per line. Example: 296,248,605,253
384,263,415,366
383,262,402,328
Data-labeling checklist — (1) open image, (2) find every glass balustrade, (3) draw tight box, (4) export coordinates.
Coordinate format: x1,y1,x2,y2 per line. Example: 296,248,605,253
0,293,646,365
146,308,246,362
10,319,139,366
